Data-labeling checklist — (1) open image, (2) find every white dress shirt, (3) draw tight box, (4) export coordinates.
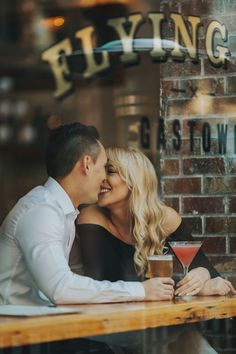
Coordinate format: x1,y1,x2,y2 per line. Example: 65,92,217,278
0,177,145,305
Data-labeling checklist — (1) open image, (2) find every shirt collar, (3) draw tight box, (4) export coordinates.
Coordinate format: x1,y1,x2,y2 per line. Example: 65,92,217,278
44,177,79,217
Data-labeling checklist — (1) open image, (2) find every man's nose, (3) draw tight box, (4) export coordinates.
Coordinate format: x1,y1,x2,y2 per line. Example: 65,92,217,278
103,170,107,179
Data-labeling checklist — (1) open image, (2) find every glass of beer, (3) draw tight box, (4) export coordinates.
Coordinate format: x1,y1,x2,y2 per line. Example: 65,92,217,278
147,255,173,278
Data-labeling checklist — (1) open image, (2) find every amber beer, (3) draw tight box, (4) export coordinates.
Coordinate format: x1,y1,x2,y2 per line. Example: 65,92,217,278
147,255,173,277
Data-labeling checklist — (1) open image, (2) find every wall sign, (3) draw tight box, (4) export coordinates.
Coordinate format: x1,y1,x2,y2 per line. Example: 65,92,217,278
42,12,230,99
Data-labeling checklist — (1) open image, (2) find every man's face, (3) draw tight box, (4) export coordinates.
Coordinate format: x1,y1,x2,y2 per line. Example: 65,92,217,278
87,142,107,203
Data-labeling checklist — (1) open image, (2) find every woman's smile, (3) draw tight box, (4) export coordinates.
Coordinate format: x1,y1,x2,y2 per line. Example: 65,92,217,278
99,187,111,195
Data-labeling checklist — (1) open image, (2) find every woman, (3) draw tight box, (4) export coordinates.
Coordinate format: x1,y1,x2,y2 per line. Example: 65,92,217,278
76,147,236,354
77,147,235,297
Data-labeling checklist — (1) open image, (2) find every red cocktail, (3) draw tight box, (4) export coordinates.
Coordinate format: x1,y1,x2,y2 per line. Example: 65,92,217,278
168,241,202,276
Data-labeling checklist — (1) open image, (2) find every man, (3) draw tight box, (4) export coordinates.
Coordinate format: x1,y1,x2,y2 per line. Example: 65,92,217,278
0,122,174,305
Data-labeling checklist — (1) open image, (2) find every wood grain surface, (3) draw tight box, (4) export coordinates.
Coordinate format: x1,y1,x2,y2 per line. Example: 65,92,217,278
0,295,235,348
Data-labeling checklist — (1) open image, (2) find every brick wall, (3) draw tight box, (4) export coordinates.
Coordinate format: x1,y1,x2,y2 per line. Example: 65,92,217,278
159,0,236,287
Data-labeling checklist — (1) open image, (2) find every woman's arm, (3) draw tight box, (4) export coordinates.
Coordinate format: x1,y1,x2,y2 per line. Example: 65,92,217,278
167,218,236,295
167,218,220,278
165,216,224,296
198,276,236,296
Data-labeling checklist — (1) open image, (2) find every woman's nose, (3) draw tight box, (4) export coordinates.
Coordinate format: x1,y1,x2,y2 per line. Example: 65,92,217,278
101,177,107,185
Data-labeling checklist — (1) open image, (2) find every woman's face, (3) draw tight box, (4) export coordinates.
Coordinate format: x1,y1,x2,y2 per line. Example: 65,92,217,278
98,163,130,208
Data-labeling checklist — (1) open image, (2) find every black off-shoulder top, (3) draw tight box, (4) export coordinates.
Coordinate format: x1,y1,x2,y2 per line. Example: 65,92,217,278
77,220,219,282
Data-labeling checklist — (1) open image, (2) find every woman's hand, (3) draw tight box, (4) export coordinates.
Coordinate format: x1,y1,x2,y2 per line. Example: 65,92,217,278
198,276,236,296
175,267,210,296
143,277,175,301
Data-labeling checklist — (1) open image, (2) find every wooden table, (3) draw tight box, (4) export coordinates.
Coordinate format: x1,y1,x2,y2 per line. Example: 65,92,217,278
0,295,236,349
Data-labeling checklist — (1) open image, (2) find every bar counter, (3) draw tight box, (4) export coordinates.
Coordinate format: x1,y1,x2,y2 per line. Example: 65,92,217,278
0,295,236,348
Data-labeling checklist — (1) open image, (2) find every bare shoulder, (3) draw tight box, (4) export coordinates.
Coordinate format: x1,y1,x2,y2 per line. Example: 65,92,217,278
77,205,108,228
162,206,182,235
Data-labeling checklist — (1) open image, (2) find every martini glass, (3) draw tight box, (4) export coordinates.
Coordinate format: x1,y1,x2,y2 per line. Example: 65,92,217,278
169,241,203,277
169,241,203,299
169,241,202,276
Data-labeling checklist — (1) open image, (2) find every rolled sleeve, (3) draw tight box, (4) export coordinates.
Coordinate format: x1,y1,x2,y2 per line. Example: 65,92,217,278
16,205,145,304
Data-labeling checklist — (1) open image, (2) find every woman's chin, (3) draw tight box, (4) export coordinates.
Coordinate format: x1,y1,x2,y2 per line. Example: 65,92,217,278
97,198,108,207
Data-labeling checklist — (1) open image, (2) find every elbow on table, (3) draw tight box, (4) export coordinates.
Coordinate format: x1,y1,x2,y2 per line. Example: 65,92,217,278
40,279,75,305
47,288,74,305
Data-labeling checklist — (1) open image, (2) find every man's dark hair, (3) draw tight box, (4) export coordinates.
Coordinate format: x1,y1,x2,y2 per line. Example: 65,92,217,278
46,122,101,178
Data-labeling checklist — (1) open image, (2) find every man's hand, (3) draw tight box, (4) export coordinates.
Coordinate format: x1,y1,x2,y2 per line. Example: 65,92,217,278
142,277,175,301
175,267,210,296
198,276,236,296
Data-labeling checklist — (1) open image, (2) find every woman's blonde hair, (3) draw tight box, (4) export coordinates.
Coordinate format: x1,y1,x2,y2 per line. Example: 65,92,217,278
106,147,168,276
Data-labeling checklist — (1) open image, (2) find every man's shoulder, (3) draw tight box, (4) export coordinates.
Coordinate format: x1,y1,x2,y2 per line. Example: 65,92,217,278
19,184,65,218
20,183,57,207
4,184,62,225
0,184,62,238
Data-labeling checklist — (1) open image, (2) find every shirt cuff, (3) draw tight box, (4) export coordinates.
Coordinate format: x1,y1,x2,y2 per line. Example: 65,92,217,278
128,282,145,301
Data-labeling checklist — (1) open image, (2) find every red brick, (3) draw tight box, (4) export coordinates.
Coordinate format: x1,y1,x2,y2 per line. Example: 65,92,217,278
160,143,180,157
177,80,198,99
162,77,224,100
205,176,236,194
169,96,236,116
203,58,236,76
230,237,236,254
165,118,227,141
161,138,202,156
180,0,223,15
207,138,225,155
227,76,236,94
164,119,183,138
182,119,202,137
162,120,202,154
162,177,201,194
183,197,224,214
205,217,236,234
161,16,176,40
228,158,236,174
160,1,179,13
229,197,236,213
160,159,179,176
201,236,226,255
161,61,201,79
161,80,180,98
168,97,216,116
168,98,191,116
180,78,224,98
185,137,229,156
182,118,223,137
183,157,225,175
163,197,180,211
180,138,202,155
